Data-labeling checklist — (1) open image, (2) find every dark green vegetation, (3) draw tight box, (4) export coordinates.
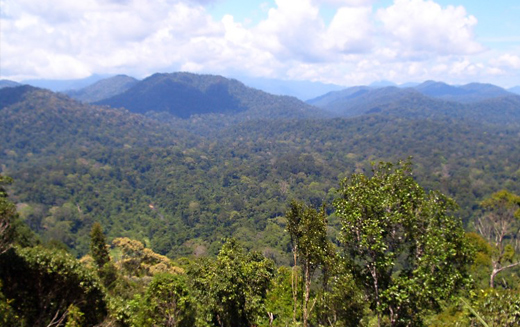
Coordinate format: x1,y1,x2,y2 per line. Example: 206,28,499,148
1,72,520,325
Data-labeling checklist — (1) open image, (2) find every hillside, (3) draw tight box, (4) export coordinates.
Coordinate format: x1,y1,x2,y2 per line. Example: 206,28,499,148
307,85,520,125
413,81,512,102
96,72,323,119
306,86,372,108
307,86,437,117
64,74,138,103
0,85,198,167
1,75,519,261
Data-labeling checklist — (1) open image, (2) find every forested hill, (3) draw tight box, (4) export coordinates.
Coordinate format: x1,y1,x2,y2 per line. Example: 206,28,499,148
96,72,323,119
307,84,520,125
3,73,520,327
1,79,519,262
0,85,200,167
413,80,512,102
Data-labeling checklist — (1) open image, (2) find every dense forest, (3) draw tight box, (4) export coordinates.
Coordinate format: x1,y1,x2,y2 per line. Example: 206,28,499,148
1,74,520,326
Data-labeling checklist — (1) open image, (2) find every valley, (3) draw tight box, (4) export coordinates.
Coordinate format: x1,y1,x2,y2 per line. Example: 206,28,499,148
1,72,520,326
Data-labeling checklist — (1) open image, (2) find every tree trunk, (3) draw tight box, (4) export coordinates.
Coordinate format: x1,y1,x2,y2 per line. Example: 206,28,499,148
490,267,498,288
303,262,310,327
292,246,298,325
490,261,520,288
370,265,382,327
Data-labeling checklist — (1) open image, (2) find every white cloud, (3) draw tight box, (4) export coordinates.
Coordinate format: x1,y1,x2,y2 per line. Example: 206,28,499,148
255,0,327,62
377,0,483,57
1,0,517,87
492,54,520,69
325,6,373,53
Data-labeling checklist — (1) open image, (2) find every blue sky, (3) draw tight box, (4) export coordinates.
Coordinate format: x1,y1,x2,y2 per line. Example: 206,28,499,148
1,0,519,87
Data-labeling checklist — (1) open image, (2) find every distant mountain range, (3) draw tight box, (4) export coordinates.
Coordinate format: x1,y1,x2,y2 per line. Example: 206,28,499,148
3,72,520,102
413,81,512,102
95,72,322,119
3,73,520,126
307,81,520,125
20,74,110,92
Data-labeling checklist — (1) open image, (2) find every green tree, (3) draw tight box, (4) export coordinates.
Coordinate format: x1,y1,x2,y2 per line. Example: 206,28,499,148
0,174,35,253
90,222,110,268
0,246,106,327
133,273,195,327
190,238,275,327
334,160,473,326
476,190,520,288
264,266,296,327
286,200,334,327
315,258,367,327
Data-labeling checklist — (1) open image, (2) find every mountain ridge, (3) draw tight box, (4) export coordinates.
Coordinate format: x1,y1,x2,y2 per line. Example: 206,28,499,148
96,72,324,120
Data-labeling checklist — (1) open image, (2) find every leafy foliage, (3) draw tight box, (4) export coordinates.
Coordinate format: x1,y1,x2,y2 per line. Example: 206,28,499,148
476,190,520,288
335,160,473,326
0,246,106,327
90,222,110,268
189,238,275,327
286,200,334,326
132,273,196,327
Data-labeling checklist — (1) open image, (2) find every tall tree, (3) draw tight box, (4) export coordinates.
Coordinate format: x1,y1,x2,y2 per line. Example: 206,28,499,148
286,200,334,327
334,160,472,326
476,190,520,288
89,222,110,268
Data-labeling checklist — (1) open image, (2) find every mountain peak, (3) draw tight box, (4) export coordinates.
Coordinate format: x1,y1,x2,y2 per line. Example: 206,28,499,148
96,72,322,119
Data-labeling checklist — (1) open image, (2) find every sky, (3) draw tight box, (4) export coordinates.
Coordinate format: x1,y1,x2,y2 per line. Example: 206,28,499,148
1,0,519,87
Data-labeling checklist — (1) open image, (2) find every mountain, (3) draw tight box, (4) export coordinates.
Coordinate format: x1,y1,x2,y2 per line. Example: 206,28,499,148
308,83,520,125
508,86,520,95
22,74,110,92
64,75,139,103
2,77,520,260
306,86,373,108
413,81,513,103
96,72,323,119
0,79,21,89
413,81,468,97
307,86,427,117
0,85,197,166
369,80,397,88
